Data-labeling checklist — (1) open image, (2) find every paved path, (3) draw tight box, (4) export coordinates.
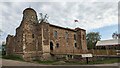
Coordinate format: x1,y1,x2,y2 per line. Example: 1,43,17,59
0,58,119,67
1,59,44,66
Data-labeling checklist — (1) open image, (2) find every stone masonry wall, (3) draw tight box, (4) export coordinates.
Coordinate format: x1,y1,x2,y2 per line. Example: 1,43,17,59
6,8,88,61
6,35,15,55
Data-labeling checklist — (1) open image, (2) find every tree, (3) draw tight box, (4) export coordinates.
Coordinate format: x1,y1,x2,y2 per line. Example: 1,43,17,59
86,32,101,50
2,42,6,56
112,32,120,39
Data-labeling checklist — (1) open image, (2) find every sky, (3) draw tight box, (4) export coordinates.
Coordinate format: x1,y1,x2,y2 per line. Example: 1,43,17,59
0,0,119,45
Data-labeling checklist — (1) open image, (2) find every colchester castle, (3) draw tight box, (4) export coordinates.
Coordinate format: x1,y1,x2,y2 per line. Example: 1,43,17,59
6,8,88,61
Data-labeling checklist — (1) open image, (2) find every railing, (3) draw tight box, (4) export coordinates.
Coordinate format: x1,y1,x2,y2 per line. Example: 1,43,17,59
88,50,117,56
51,49,118,56
50,49,88,55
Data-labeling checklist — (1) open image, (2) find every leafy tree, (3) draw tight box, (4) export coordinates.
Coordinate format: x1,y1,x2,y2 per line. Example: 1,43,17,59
2,42,6,56
86,32,101,50
112,32,120,39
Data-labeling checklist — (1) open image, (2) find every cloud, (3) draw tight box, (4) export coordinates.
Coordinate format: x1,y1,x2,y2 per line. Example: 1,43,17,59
0,0,119,2
0,2,118,43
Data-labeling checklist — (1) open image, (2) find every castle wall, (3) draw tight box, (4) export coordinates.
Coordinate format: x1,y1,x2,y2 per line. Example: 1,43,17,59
80,30,87,51
6,8,88,61
20,12,42,61
6,35,15,55
14,27,23,53
49,25,76,54
41,22,50,52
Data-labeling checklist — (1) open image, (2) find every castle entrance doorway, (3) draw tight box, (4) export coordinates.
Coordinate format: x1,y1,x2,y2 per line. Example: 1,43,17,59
50,42,53,51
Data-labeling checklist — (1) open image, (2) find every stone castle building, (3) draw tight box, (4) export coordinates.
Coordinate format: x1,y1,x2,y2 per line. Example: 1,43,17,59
6,8,88,61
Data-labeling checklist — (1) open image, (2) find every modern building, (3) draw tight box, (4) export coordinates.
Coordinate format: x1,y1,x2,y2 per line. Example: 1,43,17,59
6,8,88,61
96,39,120,56
96,39,120,50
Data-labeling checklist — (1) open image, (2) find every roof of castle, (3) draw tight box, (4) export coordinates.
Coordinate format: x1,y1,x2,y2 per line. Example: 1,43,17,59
49,23,86,32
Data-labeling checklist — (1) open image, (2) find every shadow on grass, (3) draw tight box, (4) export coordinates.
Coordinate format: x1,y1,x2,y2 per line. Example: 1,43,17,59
2,54,24,61
34,58,120,65
1,55,120,65
88,58,120,64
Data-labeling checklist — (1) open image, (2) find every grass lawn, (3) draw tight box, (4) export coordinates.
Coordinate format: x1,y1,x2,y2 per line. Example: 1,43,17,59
88,58,120,64
34,58,120,65
2,54,24,61
2,54,120,65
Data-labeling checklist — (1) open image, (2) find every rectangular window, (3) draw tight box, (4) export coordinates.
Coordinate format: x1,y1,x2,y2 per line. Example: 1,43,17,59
74,34,76,40
54,31,57,38
83,35,85,40
74,43,77,48
65,32,68,42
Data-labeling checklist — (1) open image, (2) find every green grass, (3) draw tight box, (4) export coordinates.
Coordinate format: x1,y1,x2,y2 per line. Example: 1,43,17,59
1,54,119,65
88,58,120,64
2,54,24,61
34,58,120,65
64,58,120,65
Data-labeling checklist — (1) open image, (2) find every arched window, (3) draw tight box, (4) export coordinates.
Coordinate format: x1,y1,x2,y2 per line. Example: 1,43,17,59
50,42,54,50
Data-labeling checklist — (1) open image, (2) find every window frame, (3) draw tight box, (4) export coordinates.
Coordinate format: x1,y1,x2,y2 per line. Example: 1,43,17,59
54,31,58,39
56,43,59,48
65,32,68,42
74,34,76,40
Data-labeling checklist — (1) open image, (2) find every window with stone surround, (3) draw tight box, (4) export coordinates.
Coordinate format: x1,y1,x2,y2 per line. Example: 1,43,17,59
56,43,59,48
74,43,77,48
83,35,85,40
74,34,76,40
54,31,57,39
65,32,68,42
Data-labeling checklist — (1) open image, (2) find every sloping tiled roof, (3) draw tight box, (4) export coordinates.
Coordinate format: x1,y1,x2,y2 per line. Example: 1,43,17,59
49,24,76,32
96,39,120,46
49,23,85,32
